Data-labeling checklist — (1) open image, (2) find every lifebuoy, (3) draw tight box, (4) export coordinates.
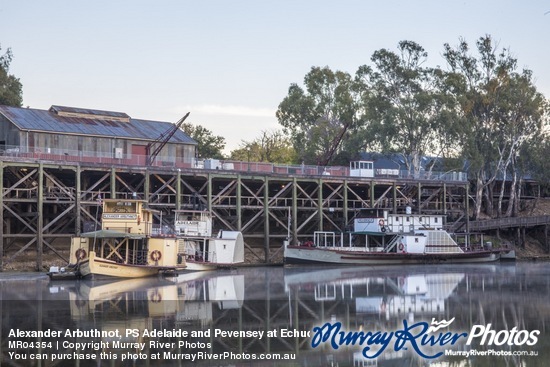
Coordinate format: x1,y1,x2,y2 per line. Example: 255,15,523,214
381,227,386,233
137,215,141,225
150,250,162,262
398,243,405,252
75,248,87,261
151,291,162,303
378,219,385,226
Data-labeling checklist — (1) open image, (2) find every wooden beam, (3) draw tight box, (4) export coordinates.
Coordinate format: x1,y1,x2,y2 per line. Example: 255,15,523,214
37,163,44,270
264,177,269,263
0,161,3,271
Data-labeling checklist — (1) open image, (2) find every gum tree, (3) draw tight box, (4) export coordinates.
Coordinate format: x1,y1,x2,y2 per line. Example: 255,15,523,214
356,41,458,177
0,45,23,107
441,35,547,218
276,66,366,166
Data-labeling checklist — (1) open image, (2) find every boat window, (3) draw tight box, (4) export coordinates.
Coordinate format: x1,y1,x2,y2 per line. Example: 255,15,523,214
406,217,410,222
105,201,137,213
435,217,438,223
415,238,419,243
419,217,423,222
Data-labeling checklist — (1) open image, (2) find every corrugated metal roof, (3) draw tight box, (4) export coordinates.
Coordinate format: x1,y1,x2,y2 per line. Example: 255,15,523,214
0,105,197,145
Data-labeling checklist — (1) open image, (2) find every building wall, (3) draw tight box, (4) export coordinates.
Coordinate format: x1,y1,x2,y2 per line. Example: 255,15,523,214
0,115,20,149
29,131,195,163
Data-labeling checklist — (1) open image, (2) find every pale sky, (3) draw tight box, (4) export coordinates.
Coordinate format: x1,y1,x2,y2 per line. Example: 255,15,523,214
2,1,549,153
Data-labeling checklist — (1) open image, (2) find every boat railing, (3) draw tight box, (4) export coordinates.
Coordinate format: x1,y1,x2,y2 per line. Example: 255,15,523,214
98,248,149,265
184,247,215,263
313,231,338,247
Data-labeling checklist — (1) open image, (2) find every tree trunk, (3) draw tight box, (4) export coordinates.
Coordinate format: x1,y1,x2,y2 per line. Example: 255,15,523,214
497,170,506,217
513,178,522,217
505,171,517,217
485,180,495,218
474,174,484,220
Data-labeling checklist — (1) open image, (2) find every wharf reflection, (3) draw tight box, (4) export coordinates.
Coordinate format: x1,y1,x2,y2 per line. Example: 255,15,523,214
1,263,549,366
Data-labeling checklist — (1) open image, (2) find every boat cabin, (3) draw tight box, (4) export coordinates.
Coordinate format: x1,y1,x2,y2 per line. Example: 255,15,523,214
174,210,212,237
173,209,244,268
101,199,156,235
354,208,443,234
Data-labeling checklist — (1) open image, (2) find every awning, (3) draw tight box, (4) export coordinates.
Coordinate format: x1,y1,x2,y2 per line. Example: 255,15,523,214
80,229,145,239
349,231,389,236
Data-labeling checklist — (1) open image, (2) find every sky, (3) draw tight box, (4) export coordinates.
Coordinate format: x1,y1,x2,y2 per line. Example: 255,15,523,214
1,1,549,153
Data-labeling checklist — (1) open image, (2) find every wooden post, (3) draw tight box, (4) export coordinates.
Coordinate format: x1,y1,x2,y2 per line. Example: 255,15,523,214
207,174,212,213
236,175,242,231
175,168,181,211
370,180,374,208
343,180,348,229
264,177,269,263
37,162,44,271
392,182,397,213
417,182,422,215
465,184,470,234
144,168,150,202
292,178,298,245
75,165,81,235
318,178,323,231
443,183,447,215
0,161,3,271
110,166,116,199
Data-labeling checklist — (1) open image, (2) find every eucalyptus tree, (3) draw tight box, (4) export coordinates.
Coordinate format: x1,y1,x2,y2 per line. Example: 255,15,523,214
230,129,296,164
441,35,547,218
0,45,23,107
276,66,366,166
356,41,458,177
494,71,547,216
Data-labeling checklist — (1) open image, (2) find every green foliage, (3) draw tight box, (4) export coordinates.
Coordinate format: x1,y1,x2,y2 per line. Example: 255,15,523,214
181,123,226,159
356,40,460,174
230,130,296,163
276,35,549,218
276,66,368,166
0,45,23,107
441,35,548,217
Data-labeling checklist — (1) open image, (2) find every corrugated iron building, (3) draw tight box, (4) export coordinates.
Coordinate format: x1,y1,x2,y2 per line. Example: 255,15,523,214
0,105,197,167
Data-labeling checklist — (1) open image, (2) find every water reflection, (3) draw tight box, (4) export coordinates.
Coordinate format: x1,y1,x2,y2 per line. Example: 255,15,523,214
1,263,549,366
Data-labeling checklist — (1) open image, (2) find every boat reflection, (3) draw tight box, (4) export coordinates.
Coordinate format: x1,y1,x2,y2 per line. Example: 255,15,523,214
285,267,465,321
64,271,245,321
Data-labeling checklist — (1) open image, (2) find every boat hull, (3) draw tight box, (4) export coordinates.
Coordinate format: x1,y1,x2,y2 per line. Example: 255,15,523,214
178,259,243,271
284,246,502,265
78,252,174,279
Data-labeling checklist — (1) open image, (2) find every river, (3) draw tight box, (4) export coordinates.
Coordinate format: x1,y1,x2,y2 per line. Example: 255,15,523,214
1,262,548,366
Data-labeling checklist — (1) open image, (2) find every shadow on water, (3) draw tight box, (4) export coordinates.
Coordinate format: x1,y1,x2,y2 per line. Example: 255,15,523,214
1,263,549,366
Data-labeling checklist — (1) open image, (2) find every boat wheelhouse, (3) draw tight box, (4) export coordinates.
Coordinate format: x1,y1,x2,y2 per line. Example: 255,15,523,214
174,209,244,271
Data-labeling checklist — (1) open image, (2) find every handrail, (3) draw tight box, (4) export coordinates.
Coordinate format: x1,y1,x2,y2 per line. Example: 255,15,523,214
0,144,468,182
468,215,550,231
